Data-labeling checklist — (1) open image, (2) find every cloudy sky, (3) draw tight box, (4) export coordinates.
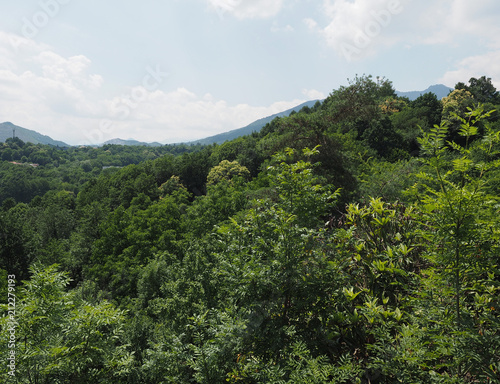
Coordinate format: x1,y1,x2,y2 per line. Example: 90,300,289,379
0,0,499,145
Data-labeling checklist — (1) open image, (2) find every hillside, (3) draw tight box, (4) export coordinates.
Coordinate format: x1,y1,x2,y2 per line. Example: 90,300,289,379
0,87,452,148
396,84,453,100
0,75,499,382
0,122,69,147
189,100,321,145
102,138,163,147
187,86,452,146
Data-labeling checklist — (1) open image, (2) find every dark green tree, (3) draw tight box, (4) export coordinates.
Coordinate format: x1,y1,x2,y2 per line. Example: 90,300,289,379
456,76,500,104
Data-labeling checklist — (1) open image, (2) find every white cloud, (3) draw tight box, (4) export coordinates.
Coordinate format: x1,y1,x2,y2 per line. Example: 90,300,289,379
439,51,500,89
319,0,406,61
207,0,286,19
302,89,325,100
0,31,51,71
271,22,294,33
315,0,500,62
0,31,305,145
0,31,106,139
303,18,318,30
34,51,103,91
412,0,500,48
94,88,305,145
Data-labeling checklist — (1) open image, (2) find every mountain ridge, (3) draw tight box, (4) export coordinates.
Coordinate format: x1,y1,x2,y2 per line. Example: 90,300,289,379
184,99,321,146
101,138,164,147
396,84,453,100
0,122,69,147
1,84,455,147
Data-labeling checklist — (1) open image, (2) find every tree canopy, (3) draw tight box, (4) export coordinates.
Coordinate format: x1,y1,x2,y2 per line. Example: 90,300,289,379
1,75,500,383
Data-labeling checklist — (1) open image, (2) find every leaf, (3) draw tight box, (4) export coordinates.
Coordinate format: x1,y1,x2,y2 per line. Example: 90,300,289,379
452,157,473,172
343,287,362,301
394,307,403,321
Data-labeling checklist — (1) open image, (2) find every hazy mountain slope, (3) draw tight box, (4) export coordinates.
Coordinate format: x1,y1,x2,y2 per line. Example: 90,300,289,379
187,100,321,145
396,84,453,100
0,122,69,146
102,138,163,147
1,85,455,148
185,85,453,146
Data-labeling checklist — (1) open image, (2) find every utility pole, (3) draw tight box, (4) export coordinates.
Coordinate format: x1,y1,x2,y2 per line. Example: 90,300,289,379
13,128,15,139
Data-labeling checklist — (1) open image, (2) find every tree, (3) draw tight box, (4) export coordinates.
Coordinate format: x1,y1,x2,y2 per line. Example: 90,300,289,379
441,89,476,144
0,265,134,383
322,75,396,125
1,148,13,161
256,112,358,204
158,175,189,199
360,116,403,159
88,192,186,300
184,178,247,239
176,148,213,196
456,76,500,104
0,203,36,280
410,105,500,379
207,148,344,374
266,147,338,228
410,92,443,128
206,160,250,186
389,92,444,155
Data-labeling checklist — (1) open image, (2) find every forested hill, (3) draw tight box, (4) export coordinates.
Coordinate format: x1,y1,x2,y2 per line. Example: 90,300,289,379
0,85,447,148
0,121,69,147
396,84,453,100
101,138,164,147
190,99,321,145
1,75,500,383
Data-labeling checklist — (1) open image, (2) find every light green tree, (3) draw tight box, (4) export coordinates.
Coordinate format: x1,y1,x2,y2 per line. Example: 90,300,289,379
410,104,500,380
0,265,134,383
206,160,250,186
441,89,475,143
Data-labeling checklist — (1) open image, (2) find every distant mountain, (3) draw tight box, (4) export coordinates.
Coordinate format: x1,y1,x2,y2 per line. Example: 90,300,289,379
0,122,69,147
188,100,321,145
396,84,453,101
102,138,163,147
0,85,455,148
185,85,453,146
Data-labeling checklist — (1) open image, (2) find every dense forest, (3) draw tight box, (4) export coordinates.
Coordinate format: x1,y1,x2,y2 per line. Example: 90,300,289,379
1,75,500,383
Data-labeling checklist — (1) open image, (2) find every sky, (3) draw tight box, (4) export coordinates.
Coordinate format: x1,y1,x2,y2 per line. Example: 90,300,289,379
0,0,499,145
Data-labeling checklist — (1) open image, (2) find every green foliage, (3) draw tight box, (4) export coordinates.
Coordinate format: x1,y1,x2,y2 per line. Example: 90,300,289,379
441,89,477,144
88,192,186,300
360,116,403,158
455,76,500,104
158,175,189,198
184,178,248,239
257,113,358,203
342,198,421,298
206,160,250,186
390,92,443,155
357,157,420,202
0,265,133,383
2,76,500,383
322,75,396,119
267,146,339,227
230,337,363,383
209,136,264,177
408,105,500,379
186,310,246,384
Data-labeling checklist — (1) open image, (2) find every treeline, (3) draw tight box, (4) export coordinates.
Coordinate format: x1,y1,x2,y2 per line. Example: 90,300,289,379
0,140,205,204
1,75,500,383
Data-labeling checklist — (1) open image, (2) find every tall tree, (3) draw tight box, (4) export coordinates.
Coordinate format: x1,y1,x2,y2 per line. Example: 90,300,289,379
0,265,134,383
411,105,500,379
455,76,500,104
